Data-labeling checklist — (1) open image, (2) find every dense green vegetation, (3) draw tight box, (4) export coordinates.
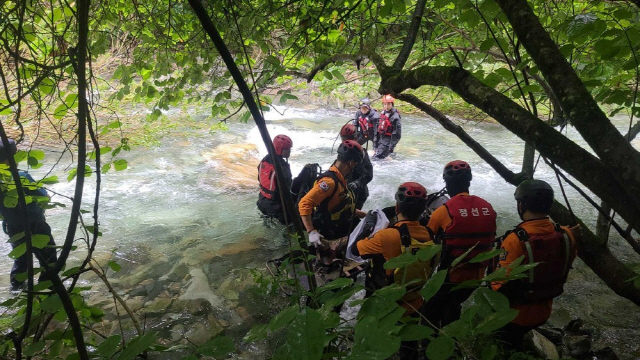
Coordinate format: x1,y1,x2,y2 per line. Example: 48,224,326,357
1,0,640,358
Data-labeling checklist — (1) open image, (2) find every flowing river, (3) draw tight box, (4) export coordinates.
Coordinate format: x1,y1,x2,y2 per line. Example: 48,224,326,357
1,107,639,358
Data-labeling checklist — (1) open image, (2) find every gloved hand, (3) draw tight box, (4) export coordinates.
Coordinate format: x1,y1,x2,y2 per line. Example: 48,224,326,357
308,230,323,246
348,180,360,192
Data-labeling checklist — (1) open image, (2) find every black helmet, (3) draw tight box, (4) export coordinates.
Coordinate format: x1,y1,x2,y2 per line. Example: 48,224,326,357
0,138,17,162
337,140,363,164
514,179,554,214
443,160,472,183
359,98,371,108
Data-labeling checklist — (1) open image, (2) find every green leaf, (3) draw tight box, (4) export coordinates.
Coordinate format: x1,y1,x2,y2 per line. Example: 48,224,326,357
117,332,157,360
317,277,353,292
474,287,510,313
24,341,45,357
8,243,26,259
416,244,441,262
53,104,68,119
473,309,518,335
28,150,45,160
64,93,78,107
243,323,268,342
282,309,324,360
468,249,502,264
108,260,122,272
425,335,455,360
373,283,406,302
269,305,299,331
450,243,478,269
32,234,50,249
379,0,393,17
113,159,128,171
40,176,59,184
8,232,25,243
197,336,235,358
482,344,498,360
398,324,434,341
384,252,416,269
40,294,62,314
392,0,406,14
479,38,494,52
346,315,401,360
419,270,447,302
97,334,122,358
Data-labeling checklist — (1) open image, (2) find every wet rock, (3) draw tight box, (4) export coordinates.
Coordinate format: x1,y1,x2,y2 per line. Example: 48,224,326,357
235,306,251,321
169,298,213,316
167,281,183,294
523,330,559,359
218,278,239,301
129,279,155,297
183,315,225,346
592,347,620,360
126,296,145,312
170,324,185,342
536,326,564,345
165,263,190,282
144,297,173,316
566,336,592,357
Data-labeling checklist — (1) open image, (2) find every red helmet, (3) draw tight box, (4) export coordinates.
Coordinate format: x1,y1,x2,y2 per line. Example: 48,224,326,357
395,182,428,204
382,94,395,103
337,140,363,163
273,134,292,156
340,124,357,139
443,160,472,182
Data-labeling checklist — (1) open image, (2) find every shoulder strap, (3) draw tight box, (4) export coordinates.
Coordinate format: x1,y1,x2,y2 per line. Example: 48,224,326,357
317,170,340,210
514,228,529,242
396,223,411,247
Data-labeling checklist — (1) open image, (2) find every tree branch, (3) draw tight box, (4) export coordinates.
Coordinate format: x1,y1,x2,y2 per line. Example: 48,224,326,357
496,0,640,200
380,65,640,232
392,0,427,71
395,93,526,184
303,53,367,83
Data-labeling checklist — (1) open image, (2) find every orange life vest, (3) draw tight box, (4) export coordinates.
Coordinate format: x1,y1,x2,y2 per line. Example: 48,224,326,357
500,227,574,303
440,195,497,266
258,156,277,199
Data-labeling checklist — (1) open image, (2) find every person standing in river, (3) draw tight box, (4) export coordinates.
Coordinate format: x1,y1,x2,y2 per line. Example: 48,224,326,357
257,134,293,225
373,95,401,160
339,124,373,209
0,138,57,290
298,140,366,268
492,179,578,349
352,98,380,148
424,160,497,328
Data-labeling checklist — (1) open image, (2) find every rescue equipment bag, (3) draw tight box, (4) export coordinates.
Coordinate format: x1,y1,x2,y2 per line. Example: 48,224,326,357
499,226,574,303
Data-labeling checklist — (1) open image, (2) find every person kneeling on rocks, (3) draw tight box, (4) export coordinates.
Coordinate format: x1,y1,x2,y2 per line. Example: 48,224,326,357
492,179,579,349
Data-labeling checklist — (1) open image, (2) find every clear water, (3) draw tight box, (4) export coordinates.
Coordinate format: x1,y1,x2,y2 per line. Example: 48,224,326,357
1,107,638,356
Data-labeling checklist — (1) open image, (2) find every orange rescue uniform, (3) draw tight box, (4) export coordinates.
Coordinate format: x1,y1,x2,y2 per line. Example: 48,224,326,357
356,220,434,314
491,218,577,327
298,165,348,218
427,192,491,283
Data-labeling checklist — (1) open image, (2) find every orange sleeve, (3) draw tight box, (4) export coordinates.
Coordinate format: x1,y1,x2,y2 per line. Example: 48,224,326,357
298,176,336,216
561,225,580,261
356,231,385,257
491,233,523,291
427,205,451,235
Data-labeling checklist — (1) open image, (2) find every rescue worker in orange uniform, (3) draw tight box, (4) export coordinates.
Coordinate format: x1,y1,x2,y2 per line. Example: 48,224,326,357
352,182,436,360
373,94,401,160
492,179,578,349
299,140,366,266
352,98,380,147
257,135,293,224
424,160,497,328
340,124,373,209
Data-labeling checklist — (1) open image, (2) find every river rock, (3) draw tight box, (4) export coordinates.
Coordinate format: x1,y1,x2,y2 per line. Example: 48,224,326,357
144,297,174,316
566,336,592,357
169,298,213,316
523,330,560,359
183,315,225,346
536,326,564,345
218,278,239,301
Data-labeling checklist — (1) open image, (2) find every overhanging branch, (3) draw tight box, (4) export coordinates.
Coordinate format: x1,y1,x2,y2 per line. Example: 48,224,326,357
392,0,426,71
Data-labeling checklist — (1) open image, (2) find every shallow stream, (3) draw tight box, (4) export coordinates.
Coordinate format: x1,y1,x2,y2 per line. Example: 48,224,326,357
1,107,639,358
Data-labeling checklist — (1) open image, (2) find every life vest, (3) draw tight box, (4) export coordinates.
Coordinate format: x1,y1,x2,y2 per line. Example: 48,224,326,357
499,226,574,303
312,170,356,239
440,195,496,267
258,156,277,199
377,113,393,136
358,116,371,139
